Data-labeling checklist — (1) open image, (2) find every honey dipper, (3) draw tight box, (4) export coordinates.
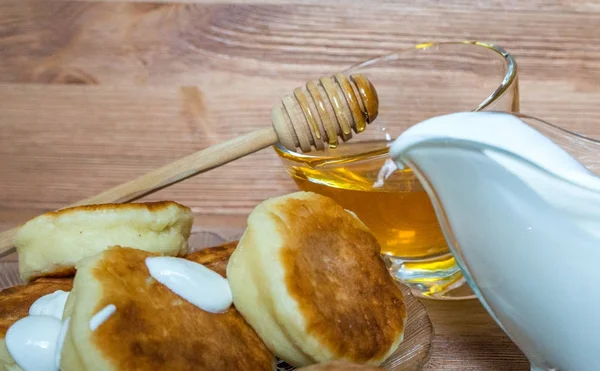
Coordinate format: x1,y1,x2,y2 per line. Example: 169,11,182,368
0,73,378,256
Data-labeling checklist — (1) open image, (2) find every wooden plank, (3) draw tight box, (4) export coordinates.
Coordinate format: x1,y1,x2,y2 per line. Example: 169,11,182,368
425,336,528,370
1,1,600,87
0,82,298,229
46,0,600,13
2,77,600,227
422,299,529,369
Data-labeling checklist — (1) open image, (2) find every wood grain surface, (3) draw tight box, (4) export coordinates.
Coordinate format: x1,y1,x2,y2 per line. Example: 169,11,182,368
2,0,599,369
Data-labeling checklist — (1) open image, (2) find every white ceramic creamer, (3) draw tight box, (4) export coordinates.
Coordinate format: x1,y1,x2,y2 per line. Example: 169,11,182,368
387,111,600,371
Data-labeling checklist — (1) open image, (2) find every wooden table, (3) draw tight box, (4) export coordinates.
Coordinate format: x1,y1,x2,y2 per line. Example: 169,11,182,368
2,1,600,369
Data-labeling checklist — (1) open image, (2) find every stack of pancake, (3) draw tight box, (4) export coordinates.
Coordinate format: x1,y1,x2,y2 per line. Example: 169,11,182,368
0,192,406,370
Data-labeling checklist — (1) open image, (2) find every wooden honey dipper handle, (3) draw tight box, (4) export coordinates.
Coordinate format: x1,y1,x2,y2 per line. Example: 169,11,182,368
0,73,378,256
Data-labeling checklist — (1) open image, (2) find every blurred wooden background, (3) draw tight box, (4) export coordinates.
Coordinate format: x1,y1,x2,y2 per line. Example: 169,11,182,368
2,1,600,369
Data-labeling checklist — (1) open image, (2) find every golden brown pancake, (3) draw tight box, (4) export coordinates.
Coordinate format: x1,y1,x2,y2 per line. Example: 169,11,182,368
0,278,73,337
0,242,237,339
278,196,405,360
227,191,407,366
15,201,193,282
61,246,274,371
184,241,238,274
0,277,73,371
298,361,384,370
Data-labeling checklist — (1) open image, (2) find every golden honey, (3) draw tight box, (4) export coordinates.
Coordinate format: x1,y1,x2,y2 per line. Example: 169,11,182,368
278,141,448,260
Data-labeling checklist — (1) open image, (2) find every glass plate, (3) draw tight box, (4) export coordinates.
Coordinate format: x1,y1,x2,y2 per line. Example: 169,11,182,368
0,230,433,370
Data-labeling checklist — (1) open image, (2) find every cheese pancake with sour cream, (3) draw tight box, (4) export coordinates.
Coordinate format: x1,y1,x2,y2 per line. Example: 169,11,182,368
0,242,240,371
60,246,274,371
0,277,73,371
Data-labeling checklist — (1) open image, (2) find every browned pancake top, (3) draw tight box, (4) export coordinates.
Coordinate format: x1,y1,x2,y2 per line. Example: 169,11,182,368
41,201,190,217
184,241,238,275
0,278,73,336
298,361,383,371
90,246,272,371
276,195,406,362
